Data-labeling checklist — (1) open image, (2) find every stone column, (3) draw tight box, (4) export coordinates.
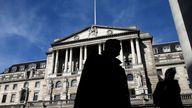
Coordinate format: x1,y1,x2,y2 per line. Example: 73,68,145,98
69,48,73,73
130,39,136,65
120,41,124,65
98,44,102,54
64,49,69,73
54,50,59,74
103,43,105,51
79,46,83,70
169,0,192,87
84,46,87,63
136,38,142,64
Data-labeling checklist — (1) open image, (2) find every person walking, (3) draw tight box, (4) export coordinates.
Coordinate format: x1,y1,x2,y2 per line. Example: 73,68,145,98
153,68,183,108
74,39,131,108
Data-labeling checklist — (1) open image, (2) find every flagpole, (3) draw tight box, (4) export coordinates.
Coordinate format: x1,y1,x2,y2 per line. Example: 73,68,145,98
94,0,96,25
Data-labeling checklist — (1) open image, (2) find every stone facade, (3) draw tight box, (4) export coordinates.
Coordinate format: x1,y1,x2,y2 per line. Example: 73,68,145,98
0,60,46,106
0,25,191,107
153,41,192,94
44,25,158,101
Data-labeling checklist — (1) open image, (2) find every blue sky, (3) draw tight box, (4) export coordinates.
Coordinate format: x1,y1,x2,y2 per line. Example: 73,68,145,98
0,0,178,72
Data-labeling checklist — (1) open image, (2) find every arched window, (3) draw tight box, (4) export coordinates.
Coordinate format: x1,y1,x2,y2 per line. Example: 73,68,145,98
24,82,29,88
71,79,77,87
26,71,30,79
55,81,62,88
179,54,184,60
127,74,134,81
129,89,136,98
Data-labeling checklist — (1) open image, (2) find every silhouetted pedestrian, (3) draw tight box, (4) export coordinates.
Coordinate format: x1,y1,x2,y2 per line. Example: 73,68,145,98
74,39,131,108
153,68,183,108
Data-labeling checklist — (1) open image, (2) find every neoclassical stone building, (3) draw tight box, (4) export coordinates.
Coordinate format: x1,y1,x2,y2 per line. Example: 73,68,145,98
0,60,46,106
153,41,192,94
0,25,191,107
44,25,158,101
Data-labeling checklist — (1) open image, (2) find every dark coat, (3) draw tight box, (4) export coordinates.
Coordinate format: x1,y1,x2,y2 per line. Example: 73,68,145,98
153,80,183,108
74,52,131,108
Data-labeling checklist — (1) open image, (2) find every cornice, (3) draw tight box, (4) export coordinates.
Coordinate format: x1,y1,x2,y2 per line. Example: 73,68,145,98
0,77,44,84
53,25,139,44
155,60,185,66
51,31,140,50
51,31,139,46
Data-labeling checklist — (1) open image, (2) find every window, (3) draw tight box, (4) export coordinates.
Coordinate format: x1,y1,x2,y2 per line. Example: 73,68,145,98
129,89,136,97
19,65,25,71
33,92,39,101
157,69,162,75
13,84,17,90
70,94,76,103
54,94,60,101
40,63,46,69
163,46,171,52
10,94,16,102
2,94,7,103
28,63,36,69
175,45,181,51
26,71,30,79
35,82,40,88
20,89,27,102
153,48,159,54
179,54,184,60
11,67,17,72
166,54,172,59
55,81,62,88
127,74,134,81
4,68,9,73
32,71,35,77
154,56,159,62
4,85,9,90
24,82,29,88
71,79,77,87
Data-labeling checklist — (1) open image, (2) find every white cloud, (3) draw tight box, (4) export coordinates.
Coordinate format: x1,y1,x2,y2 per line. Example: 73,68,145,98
112,9,135,25
0,1,48,72
111,1,137,25
0,4,47,51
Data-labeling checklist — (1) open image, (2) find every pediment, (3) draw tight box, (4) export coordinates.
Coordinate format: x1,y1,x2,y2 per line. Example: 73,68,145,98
53,25,138,45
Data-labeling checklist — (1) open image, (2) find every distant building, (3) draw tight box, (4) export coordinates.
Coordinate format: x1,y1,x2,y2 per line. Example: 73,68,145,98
0,60,46,106
153,41,191,94
0,25,191,107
